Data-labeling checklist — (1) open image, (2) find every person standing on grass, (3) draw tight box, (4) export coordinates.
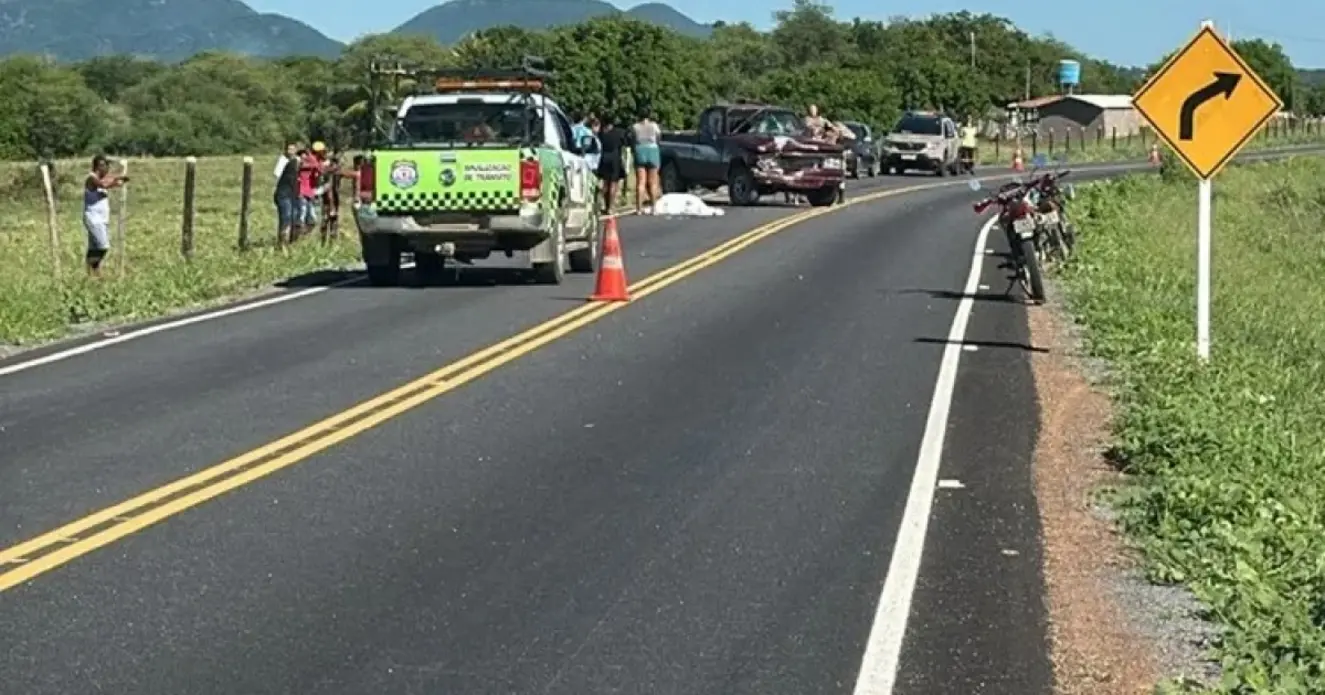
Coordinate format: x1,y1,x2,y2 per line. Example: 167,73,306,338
294,142,327,241
273,141,296,181
83,154,128,276
595,116,627,215
630,109,662,215
274,143,300,245
319,149,358,241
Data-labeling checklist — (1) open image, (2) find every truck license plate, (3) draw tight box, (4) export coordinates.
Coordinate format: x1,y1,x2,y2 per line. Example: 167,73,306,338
823,158,842,169
1012,216,1036,237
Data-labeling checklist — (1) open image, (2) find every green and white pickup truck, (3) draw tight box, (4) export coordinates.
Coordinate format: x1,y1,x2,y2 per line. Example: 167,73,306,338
351,60,600,285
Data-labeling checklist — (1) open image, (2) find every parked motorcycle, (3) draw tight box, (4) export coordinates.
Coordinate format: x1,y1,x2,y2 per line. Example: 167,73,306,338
1024,154,1076,261
969,176,1047,302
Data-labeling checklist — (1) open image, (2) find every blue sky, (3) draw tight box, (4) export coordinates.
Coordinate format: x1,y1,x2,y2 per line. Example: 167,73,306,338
248,0,1325,68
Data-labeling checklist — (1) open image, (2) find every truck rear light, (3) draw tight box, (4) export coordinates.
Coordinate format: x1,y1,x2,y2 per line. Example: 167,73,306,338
357,158,375,202
520,159,541,200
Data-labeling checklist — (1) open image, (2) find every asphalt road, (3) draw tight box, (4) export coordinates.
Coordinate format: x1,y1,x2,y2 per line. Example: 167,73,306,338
0,150,1313,694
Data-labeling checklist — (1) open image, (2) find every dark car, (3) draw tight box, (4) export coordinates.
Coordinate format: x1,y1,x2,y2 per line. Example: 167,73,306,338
841,121,879,178
658,103,847,207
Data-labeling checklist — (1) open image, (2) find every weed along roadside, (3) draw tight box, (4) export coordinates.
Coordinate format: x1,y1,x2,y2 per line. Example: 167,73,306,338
1052,155,1325,692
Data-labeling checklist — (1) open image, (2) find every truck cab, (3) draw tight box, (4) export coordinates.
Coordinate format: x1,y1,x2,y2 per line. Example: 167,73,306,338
353,61,599,286
658,103,846,207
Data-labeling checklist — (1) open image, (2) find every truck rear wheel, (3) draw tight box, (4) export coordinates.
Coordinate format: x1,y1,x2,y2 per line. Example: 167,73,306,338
361,234,401,287
532,222,567,285
568,210,599,273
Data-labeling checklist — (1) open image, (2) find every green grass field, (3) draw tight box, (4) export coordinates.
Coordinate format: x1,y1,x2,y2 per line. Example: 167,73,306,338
0,154,641,346
1057,155,1325,693
0,155,364,344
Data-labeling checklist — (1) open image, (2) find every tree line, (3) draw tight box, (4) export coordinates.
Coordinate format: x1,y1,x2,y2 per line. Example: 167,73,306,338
0,0,1317,161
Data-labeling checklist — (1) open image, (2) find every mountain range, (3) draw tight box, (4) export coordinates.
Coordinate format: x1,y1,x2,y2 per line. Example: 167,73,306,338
0,0,711,62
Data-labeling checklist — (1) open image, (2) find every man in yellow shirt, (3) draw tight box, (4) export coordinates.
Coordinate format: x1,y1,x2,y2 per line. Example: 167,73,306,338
959,116,979,174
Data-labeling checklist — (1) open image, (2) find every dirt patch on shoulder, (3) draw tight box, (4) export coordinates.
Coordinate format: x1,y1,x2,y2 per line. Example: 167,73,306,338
1026,293,1164,694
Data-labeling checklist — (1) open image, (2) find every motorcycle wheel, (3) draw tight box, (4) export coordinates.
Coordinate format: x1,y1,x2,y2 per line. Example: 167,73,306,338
1059,220,1077,254
1019,238,1046,302
1044,224,1069,262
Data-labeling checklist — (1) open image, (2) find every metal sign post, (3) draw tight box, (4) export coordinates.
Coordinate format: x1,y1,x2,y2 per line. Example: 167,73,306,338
1131,20,1283,360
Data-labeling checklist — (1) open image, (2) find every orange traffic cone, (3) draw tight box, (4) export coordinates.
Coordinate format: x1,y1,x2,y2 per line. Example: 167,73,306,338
1148,143,1161,165
1011,148,1024,171
590,216,630,302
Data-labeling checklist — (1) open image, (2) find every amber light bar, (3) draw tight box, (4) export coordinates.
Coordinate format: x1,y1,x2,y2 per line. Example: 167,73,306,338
435,77,544,91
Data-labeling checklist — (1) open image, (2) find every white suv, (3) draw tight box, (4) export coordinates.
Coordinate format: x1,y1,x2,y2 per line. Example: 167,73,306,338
882,111,961,176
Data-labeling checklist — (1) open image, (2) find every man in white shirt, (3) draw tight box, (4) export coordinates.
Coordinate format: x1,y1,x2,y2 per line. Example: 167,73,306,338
273,142,296,179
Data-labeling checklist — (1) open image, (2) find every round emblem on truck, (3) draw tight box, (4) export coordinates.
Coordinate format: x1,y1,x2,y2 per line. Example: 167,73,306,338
440,168,456,187
389,160,418,189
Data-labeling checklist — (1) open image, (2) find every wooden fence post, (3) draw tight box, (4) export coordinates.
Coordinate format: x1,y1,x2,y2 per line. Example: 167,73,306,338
39,161,59,278
181,156,196,259
238,156,253,251
117,158,128,277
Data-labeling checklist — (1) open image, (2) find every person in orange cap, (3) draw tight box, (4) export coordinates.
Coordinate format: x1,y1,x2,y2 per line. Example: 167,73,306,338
294,141,327,241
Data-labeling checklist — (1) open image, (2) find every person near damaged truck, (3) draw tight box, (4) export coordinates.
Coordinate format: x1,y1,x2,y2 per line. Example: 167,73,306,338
596,115,628,214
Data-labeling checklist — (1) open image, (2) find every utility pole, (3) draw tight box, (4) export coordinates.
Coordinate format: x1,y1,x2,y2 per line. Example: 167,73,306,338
1024,64,1031,99
969,31,975,68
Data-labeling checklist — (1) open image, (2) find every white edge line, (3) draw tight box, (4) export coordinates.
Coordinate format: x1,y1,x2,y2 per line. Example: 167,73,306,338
850,213,997,695
0,275,364,377
0,205,660,379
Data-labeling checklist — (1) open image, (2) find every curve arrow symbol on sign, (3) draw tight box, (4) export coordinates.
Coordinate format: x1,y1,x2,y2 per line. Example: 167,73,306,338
1179,72,1242,140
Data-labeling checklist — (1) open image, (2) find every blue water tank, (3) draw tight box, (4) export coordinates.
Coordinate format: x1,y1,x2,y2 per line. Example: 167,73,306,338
1058,60,1081,87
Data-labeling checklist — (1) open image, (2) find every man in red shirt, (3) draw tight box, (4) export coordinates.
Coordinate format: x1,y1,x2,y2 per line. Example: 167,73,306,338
294,142,327,241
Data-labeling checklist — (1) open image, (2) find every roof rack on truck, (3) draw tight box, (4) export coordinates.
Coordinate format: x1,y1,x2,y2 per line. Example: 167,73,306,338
364,55,557,144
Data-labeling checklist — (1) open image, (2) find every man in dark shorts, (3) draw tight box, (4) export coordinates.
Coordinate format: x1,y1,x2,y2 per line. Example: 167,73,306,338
596,116,628,214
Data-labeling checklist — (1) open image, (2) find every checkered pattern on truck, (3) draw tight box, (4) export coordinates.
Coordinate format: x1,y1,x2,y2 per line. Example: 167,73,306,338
373,148,550,214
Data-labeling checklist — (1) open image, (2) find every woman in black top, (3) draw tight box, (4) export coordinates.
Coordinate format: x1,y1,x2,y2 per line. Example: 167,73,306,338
595,117,628,214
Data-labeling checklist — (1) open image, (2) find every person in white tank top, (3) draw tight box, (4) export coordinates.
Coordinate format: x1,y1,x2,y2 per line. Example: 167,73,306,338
83,154,128,276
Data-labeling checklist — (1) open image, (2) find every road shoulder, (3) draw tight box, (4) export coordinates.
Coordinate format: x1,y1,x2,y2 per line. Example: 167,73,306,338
1027,286,1217,693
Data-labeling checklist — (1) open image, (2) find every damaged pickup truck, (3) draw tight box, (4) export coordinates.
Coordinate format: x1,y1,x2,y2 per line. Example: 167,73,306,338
658,103,847,207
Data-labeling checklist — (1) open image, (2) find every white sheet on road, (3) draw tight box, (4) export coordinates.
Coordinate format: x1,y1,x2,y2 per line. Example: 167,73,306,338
651,193,725,217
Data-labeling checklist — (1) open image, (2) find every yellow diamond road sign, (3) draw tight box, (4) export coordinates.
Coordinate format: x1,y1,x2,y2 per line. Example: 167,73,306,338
1132,25,1284,180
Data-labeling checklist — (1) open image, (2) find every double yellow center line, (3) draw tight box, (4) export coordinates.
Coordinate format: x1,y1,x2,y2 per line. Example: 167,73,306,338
0,180,953,592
